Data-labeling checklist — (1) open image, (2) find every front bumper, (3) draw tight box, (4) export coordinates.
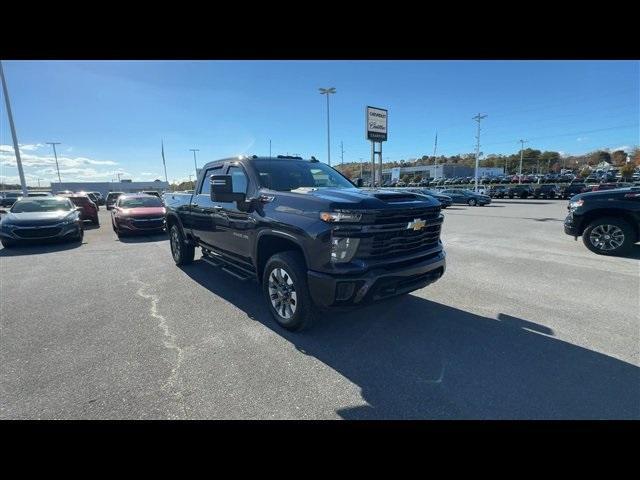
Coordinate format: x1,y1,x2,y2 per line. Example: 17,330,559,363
0,223,81,241
307,249,446,308
563,212,581,237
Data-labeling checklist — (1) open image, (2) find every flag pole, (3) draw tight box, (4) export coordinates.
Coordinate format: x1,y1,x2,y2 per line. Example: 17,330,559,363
161,140,169,184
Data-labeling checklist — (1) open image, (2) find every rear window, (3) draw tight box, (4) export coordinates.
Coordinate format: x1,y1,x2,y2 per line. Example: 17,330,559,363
70,197,91,205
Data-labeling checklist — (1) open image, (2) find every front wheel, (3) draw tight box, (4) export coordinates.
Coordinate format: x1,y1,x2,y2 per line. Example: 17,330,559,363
1,238,16,248
468,198,477,206
582,217,634,256
263,251,314,332
74,227,84,243
169,224,194,265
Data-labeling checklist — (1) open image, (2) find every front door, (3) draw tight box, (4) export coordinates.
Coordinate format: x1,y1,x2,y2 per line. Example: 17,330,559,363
214,164,255,262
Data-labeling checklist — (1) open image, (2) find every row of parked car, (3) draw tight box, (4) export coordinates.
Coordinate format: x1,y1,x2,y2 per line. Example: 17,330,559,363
485,182,637,200
0,190,167,248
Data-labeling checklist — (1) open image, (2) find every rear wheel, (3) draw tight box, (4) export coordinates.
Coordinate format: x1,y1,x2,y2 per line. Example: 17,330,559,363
93,216,100,226
169,224,194,265
468,198,477,206
263,251,314,332
582,217,634,256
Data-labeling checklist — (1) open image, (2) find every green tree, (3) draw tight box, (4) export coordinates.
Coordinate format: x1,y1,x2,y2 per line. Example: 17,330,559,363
579,167,591,178
620,163,635,180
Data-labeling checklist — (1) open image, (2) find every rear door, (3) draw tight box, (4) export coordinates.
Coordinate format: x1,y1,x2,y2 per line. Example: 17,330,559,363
188,163,225,247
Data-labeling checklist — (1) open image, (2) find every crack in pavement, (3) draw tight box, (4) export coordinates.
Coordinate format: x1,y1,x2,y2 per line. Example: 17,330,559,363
128,273,187,419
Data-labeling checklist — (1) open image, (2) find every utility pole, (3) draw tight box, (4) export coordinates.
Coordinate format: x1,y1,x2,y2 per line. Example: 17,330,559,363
189,149,199,178
116,172,122,182
37,178,41,188
340,141,344,165
269,139,272,158
433,131,438,165
518,139,528,184
359,158,363,180
0,61,28,196
318,87,336,166
46,142,62,184
473,114,487,192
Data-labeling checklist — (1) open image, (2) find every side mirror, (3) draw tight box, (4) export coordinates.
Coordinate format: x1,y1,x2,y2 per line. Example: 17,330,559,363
210,174,246,203
356,178,364,188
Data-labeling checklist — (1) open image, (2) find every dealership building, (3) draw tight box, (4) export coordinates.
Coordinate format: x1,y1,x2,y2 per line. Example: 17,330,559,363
379,164,504,183
49,179,170,197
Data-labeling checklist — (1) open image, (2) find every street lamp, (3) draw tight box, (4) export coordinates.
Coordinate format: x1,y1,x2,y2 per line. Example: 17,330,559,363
319,87,336,166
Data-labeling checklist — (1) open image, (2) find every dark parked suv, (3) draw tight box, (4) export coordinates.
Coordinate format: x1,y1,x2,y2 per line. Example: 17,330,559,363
559,182,586,200
532,184,558,199
506,185,533,199
564,187,640,255
164,155,446,331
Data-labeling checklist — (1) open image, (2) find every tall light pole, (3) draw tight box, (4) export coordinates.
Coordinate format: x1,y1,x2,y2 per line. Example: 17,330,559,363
518,139,528,184
473,113,487,192
190,149,199,178
269,139,272,158
46,142,62,184
340,141,344,165
433,131,438,165
0,61,28,196
319,87,336,166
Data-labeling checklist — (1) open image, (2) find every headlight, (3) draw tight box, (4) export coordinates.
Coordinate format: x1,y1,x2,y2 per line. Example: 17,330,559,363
320,211,362,223
569,199,584,211
331,236,360,263
62,214,78,224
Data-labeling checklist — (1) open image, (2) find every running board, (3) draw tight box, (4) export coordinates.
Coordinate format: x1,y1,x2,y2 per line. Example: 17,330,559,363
201,252,255,282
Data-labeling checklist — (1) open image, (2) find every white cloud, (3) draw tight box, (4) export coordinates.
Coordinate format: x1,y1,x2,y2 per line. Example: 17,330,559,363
576,137,588,142
611,145,632,153
0,146,118,170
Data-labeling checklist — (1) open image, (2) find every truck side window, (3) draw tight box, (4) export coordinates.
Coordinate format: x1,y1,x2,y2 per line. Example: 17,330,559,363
227,166,248,194
199,165,223,195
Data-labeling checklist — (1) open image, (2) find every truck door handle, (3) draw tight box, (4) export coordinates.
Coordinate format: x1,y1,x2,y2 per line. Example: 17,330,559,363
213,205,223,210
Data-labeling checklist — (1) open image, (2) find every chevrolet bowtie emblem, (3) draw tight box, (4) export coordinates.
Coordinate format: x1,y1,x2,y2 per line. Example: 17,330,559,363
407,218,426,231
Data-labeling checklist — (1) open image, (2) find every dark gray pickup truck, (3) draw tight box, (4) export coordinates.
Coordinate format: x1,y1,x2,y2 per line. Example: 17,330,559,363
163,155,446,331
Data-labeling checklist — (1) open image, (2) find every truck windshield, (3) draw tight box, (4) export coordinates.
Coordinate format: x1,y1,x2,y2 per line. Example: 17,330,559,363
253,160,354,191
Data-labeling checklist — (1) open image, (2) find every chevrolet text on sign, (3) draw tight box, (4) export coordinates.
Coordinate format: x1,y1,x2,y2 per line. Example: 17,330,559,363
366,106,388,142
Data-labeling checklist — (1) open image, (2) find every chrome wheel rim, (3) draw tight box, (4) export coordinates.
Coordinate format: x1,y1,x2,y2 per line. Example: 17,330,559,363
268,267,297,319
170,228,181,261
589,225,624,251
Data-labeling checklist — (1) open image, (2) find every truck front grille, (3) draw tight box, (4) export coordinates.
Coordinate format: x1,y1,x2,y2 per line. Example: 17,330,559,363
372,206,441,225
357,222,442,259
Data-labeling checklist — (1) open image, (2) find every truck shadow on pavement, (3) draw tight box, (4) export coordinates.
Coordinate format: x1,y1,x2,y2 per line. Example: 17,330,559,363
181,260,640,420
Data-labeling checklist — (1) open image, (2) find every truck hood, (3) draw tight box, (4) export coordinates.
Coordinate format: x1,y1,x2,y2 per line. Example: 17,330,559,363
572,187,637,201
277,187,441,210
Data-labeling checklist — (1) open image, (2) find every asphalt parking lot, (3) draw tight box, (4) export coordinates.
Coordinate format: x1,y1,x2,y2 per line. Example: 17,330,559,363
1,199,638,419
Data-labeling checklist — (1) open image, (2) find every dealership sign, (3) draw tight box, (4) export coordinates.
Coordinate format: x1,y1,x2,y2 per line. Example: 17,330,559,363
366,106,388,142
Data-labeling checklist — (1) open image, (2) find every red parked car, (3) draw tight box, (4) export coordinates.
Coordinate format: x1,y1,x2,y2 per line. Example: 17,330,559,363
111,194,166,237
60,194,99,225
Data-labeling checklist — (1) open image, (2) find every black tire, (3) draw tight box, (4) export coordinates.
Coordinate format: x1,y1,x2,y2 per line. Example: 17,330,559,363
93,217,100,226
74,227,84,243
1,238,16,248
582,217,634,256
169,224,194,265
263,251,314,332
468,198,477,206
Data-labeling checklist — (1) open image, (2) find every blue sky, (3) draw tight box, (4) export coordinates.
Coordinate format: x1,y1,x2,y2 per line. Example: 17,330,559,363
1,60,638,186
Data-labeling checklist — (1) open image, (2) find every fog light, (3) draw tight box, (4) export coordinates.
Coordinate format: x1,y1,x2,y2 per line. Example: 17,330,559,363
331,236,360,263
335,282,356,301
